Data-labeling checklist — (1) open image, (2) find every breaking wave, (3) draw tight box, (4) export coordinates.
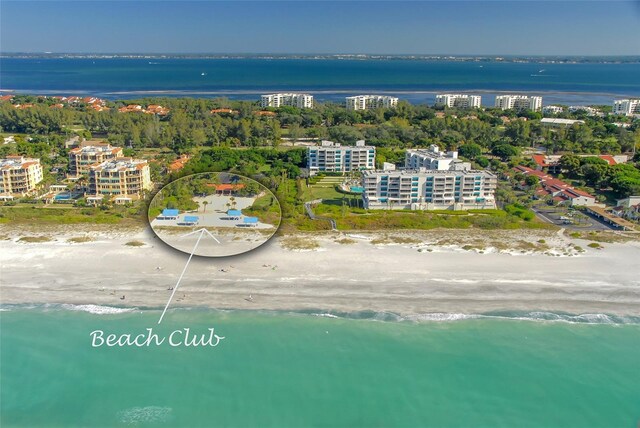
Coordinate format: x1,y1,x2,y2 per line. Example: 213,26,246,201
59,304,138,315
303,309,640,325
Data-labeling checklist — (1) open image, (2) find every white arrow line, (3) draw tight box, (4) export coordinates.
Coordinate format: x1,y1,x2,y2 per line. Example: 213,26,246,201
157,228,220,324
181,228,221,243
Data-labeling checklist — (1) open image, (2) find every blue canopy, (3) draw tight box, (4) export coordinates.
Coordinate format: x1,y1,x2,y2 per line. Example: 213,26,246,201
184,216,199,223
162,209,179,217
243,216,259,224
227,209,242,216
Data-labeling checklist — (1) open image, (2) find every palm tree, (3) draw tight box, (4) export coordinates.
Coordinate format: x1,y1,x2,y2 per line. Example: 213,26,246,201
202,201,209,212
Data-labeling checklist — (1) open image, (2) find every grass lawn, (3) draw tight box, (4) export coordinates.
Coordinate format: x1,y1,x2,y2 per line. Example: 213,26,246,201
243,193,282,226
301,180,346,202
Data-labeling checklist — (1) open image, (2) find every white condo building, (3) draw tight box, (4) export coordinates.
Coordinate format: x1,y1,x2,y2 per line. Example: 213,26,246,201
405,145,471,171
435,94,482,109
542,105,564,115
495,95,542,111
612,99,640,116
362,168,497,210
260,93,314,109
307,140,375,175
345,95,399,111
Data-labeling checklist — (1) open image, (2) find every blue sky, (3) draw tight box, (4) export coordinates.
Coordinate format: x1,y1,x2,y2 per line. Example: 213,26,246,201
1,1,639,55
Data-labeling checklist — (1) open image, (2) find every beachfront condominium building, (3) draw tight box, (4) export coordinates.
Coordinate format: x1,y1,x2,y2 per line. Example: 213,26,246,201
495,95,543,111
88,158,152,198
405,145,471,171
0,156,44,195
435,94,482,109
260,93,314,109
362,168,497,210
307,140,376,175
68,143,123,176
345,95,399,111
612,99,640,116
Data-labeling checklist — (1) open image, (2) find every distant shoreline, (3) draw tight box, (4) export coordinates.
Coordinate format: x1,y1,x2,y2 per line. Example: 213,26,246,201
2,53,640,64
2,88,637,105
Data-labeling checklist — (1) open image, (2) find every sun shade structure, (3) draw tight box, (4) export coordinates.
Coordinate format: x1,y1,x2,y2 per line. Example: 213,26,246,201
183,216,199,224
162,209,179,217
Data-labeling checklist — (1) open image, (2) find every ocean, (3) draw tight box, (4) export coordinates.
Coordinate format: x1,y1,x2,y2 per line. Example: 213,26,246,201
1,58,640,105
1,305,639,427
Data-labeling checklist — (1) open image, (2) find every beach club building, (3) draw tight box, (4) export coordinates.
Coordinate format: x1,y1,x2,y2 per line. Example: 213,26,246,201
495,95,543,111
435,94,482,109
0,156,44,196
260,93,314,109
68,143,123,176
345,95,399,111
362,168,497,210
87,158,152,203
307,140,376,175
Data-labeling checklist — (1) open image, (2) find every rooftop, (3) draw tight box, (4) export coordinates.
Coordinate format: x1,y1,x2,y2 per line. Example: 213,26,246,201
91,158,148,172
364,168,496,178
0,156,40,170
540,118,586,126
70,144,122,155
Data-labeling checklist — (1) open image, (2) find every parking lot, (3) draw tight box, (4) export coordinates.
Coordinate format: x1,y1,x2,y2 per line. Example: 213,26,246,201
531,203,615,231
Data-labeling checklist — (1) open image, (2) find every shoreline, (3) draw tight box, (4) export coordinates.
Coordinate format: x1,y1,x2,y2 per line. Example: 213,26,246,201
3,303,640,326
2,88,638,103
2,225,640,318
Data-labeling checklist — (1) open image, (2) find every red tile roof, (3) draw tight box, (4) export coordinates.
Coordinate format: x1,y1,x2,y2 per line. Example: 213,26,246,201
206,184,246,191
598,155,617,165
514,165,595,201
531,155,549,167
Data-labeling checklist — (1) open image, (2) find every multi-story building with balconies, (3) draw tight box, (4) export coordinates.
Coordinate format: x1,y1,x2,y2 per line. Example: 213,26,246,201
404,145,471,171
495,95,542,111
612,99,640,116
88,158,152,202
307,140,376,175
435,94,482,109
69,143,123,176
0,156,44,196
362,168,497,210
345,95,399,110
260,93,314,109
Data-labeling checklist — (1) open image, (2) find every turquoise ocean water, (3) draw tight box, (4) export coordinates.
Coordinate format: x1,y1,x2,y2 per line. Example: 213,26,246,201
1,306,639,427
1,58,639,105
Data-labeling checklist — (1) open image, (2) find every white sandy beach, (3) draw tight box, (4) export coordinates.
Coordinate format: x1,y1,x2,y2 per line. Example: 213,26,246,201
1,225,639,316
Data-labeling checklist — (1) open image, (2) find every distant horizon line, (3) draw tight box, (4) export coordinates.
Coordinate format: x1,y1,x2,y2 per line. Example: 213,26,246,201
2,52,639,58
